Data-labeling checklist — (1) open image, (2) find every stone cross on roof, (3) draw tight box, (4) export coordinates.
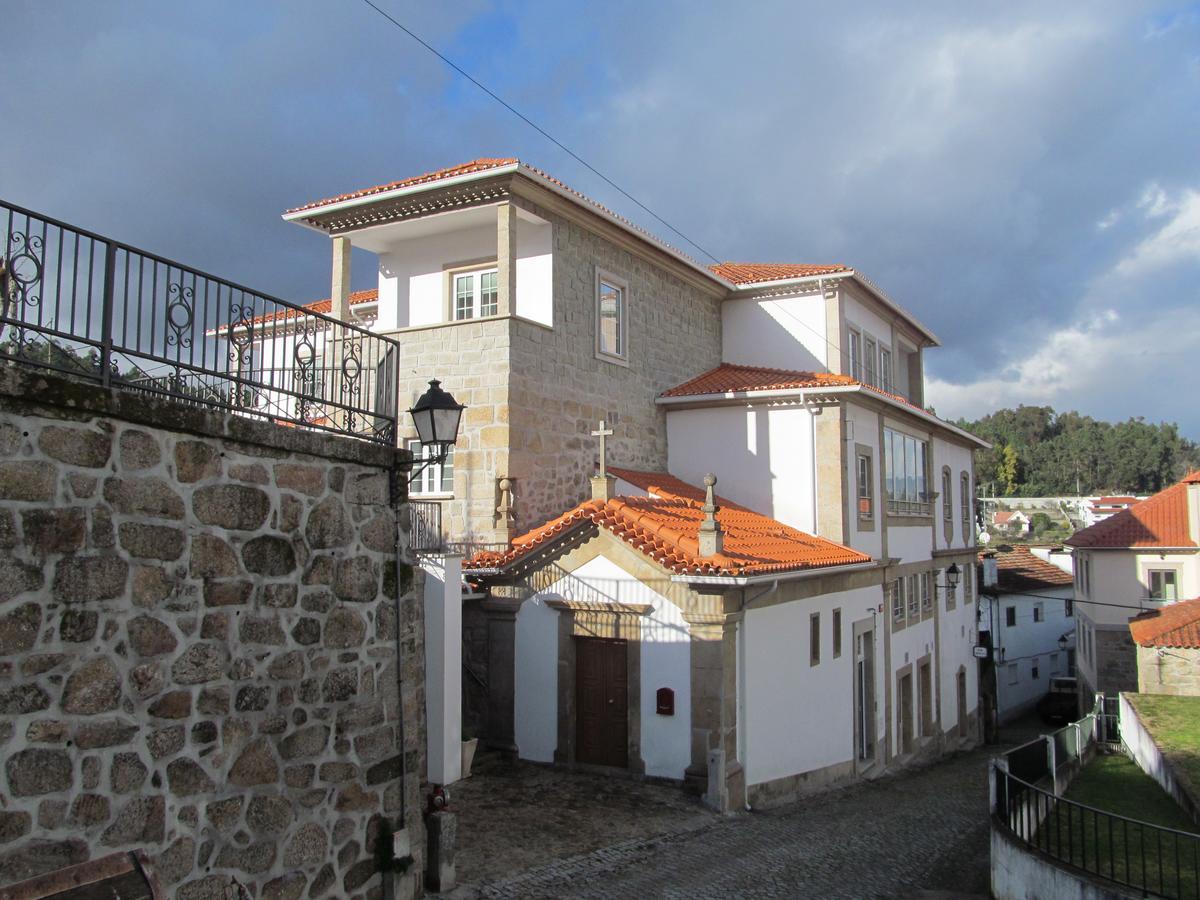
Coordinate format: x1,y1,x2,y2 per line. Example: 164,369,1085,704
591,419,614,478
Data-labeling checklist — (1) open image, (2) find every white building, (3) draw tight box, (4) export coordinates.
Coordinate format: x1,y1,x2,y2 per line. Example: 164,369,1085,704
1067,472,1200,700
978,546,1075,725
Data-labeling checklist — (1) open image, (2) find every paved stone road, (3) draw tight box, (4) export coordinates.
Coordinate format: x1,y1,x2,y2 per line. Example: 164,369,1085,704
450,749,993,899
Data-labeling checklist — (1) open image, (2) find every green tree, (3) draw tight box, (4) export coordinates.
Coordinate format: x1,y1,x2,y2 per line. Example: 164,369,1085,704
997,444,1020,496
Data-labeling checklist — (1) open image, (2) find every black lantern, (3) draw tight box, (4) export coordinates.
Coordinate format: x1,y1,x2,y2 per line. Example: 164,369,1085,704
406,380,465,483
1058,634,1069,651
946,563,961,590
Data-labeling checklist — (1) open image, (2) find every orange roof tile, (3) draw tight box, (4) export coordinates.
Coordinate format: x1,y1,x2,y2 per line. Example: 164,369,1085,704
466,476,871,578
660,363,856,398
1130,597,1200,649
709,262,850,285
607,467,747,509
218,289,379,332
1067,472,1200,549
978,546,1073,593
286,158,519,214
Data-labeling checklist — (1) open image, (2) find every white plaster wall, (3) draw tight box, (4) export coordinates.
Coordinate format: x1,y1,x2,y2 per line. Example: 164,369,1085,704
1078,550,1200,628
931,436,976,551
513,554,692,778
721,291,828,372
888,525,932,565
992,588,1074,721
842,292,893,355
514,217,553,327
422,555,463,784
889,616,939,753
378,226,495,329
666,404,816,532
846,401,883,560
743,587,877,786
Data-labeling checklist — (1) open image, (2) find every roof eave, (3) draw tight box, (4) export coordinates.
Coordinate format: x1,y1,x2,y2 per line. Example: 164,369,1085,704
671,559,877,586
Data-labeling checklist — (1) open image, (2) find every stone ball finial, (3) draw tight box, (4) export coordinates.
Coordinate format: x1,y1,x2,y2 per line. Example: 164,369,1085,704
703,473,717,487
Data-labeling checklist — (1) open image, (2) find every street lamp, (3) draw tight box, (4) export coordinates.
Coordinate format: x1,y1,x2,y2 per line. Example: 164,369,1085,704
406,380,465,483
1058,634,1069,652
945,563,961,591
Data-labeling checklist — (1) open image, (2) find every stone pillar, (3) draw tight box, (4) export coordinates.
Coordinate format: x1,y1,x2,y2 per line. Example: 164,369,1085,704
422,554,463,785
590,474,616,502
482,589,524,753
683,596,744,812
328,236,352,428
496,203,517,318
494,477,516,545
425,810,457,893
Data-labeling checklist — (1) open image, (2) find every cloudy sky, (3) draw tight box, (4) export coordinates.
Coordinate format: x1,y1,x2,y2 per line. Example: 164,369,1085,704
2,1,1198,433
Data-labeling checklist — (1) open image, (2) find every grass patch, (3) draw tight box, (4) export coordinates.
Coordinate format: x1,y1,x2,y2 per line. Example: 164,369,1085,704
1034,754,1200,898
1127,693,1200,806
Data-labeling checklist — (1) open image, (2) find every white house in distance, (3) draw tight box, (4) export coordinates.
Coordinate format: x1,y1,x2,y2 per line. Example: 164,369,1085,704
993,509,1031,536
277,157,988,810
1084,495,1143,528
1067,472,1200,701
977,546,1075,726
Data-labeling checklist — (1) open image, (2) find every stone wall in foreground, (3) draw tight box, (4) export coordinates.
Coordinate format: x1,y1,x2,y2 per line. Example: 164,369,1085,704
0,368,425,899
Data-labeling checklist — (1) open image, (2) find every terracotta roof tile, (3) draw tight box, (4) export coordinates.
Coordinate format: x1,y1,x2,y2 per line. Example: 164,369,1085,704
1067,473,1200,549
709,262,850,285
1130,597,1200,649
466,474,871,578
660,363,856,398
978,546,1073,593
286,158,519,214
607,467,747,509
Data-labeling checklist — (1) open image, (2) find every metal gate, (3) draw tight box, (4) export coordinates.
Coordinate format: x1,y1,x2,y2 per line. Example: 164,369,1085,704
1099,694,1121,746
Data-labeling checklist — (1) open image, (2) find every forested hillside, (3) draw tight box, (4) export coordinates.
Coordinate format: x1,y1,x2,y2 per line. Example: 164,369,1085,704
955,406,1200,497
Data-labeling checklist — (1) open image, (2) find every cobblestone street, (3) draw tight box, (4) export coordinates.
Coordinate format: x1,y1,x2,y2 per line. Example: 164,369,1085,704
448,748,995,899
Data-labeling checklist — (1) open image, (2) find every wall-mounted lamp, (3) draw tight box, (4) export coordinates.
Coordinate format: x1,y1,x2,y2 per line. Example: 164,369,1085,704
406,380,465,484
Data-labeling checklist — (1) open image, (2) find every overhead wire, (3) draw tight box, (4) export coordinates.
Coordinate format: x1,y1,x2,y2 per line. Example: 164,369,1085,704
357,0,722,265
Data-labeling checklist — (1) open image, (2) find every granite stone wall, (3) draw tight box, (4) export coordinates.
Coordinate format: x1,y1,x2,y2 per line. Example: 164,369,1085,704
0,368,425,898
1137,645,1200,695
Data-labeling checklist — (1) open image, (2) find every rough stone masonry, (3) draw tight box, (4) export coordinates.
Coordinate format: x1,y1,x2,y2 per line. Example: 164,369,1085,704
0,367,426,898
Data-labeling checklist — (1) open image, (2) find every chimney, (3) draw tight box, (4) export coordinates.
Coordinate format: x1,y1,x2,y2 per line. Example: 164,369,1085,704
591,473,616,502
1188,477,1200,546
698,473,725,557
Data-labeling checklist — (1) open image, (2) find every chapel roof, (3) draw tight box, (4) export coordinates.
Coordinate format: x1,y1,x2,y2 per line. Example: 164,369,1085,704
979,545,1073,594
1130,597,1200,649
1066,472,1200,550
465,470,872,579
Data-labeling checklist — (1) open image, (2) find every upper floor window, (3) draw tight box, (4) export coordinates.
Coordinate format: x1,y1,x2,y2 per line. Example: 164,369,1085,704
407,439,454,495
1148,569,1178,601
596,271,627,363
857,453,874,520
906,574,920,618
848,329,862,380
942,469,953,524
880,347,893,394
890,582,903,622
961,473,972,538
1033,602,1044,623
452,267,499,320
810,612,821,666
864,336,878,386
920,572,932,613
884,428,929,515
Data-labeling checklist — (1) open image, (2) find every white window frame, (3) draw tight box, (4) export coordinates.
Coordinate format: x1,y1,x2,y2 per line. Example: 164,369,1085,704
879,346,894,394
848,328,863,380
856,453,873,521
449,263,500,321
406,439,454,496
595,269,629,365
884,428,930,515
864,335,878,386
1148,568,1179,601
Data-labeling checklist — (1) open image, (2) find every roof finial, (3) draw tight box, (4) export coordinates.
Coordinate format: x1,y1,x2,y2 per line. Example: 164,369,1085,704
589,419,617,502
698,473,724,557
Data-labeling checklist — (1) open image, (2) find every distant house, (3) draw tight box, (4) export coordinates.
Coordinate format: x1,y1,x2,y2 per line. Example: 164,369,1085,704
1130,596,1200,695
993,509,1030,535
1067,471,1200,702
1085,495,1142,528
978,546,1075,727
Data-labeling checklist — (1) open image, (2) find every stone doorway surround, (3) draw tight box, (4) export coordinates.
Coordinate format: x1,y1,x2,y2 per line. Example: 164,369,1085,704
548,597,651,773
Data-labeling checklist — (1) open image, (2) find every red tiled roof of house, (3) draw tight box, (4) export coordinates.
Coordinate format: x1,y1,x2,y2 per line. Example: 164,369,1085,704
709,262,850,285
660,363,856,398
1096,496,1139,506
607,467,747,509
994,511,1016,524
979,546,1073,593
1130,597,1200,649
1067,472,1200,549
232,289,379,329
286,158,519,214
466,475,871,578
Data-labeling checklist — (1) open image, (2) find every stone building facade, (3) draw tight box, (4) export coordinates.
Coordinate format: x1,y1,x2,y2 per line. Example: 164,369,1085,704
0,367,425,898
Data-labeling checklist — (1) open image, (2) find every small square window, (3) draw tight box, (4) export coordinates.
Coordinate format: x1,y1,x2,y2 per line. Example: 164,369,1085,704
1005,607,1016,627
1033,603,1044,623
1149,569,1178,601
810,612,821,666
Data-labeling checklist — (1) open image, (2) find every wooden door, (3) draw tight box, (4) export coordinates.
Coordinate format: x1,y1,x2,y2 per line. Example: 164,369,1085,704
957,671,968,738
899,673,914,755
575,637,628,768
919,661,932,737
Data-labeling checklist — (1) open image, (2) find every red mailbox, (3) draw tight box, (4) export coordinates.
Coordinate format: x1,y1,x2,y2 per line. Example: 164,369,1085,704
656,687,675,716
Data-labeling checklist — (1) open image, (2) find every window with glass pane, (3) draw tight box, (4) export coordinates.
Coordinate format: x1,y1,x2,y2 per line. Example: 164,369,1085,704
960,473,971,534
864,337,878,386
480,271,498,317
891,582,903,621
885,428,930,514
880,348,893,393
598,280,624,358
921,572,932,612
407,440,454,494
942,469,953,523
857,454,873,519
454,274,474,320
1149,569,1178,600
906,574,919,617
849,330,862,380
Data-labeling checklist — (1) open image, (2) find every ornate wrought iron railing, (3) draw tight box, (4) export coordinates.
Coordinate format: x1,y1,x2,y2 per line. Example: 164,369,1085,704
0,199,400,445
407,500,443,553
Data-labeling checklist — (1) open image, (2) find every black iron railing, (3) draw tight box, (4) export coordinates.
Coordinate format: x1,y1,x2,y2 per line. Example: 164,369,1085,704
995,766,1200,899
0,199,399,445
407,500,443,553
